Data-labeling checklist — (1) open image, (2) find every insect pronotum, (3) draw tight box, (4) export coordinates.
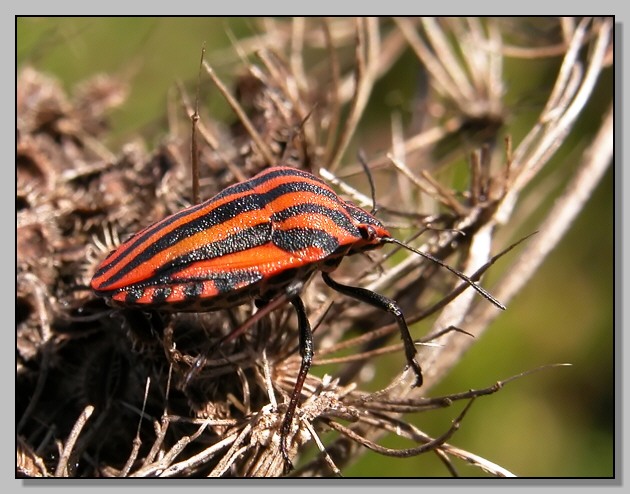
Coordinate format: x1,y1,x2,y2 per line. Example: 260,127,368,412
91,165,504,471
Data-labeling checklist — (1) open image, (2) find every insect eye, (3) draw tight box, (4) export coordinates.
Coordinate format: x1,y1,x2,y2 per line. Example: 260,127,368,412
359,224,378,242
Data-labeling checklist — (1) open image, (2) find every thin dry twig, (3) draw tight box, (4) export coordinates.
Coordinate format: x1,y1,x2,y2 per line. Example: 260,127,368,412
203,60,276,166
499,17,612,223
54,405,94,477
329,18,381,170
420,104,612,390
119,377,151,477
299,18,611,475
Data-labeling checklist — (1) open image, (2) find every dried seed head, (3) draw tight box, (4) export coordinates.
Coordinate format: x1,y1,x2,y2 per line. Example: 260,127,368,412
18,17,611,478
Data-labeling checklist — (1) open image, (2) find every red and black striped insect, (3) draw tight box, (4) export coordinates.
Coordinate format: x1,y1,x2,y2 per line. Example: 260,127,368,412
91,165,503,470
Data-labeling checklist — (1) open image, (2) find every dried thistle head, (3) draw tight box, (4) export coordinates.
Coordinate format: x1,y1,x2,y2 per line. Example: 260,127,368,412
16,17,613,478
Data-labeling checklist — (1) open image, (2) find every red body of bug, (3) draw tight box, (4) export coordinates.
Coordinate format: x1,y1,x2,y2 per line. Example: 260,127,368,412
91,166,428,471
92,166,390,311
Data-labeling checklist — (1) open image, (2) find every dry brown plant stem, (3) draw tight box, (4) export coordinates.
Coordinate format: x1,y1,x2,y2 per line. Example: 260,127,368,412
301,17,612,474
54,405,94,477
424,103,613,386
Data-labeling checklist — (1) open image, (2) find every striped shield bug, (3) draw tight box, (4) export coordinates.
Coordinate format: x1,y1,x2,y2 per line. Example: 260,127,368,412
91,165,504,471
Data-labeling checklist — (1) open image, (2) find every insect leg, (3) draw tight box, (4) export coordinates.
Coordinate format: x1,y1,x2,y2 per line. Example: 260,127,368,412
184,283,307,388
321,272,423,387
280,295,313,473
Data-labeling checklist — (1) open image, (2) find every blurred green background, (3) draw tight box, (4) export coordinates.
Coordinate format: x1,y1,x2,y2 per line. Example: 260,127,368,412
17,17,614,478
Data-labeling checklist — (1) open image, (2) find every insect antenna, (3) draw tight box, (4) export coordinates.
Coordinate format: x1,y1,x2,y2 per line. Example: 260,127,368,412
380,236,506,310
356,151,503,310
357,149,378,215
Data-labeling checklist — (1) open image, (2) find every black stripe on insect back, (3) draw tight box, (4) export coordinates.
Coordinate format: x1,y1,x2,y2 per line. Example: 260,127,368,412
166,222,273,272
151,286,172,304
213,166,332,201
120,269,263,305
97,181,344,287
94,193,262,280
271,203,360,237
102,223,273,290
213,269,264,294
124,285,145,304
183,281,204,300
272,228,340,255
96,168,332,279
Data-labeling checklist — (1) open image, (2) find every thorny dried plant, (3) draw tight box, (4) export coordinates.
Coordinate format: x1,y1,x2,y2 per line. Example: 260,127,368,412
16,17,613,478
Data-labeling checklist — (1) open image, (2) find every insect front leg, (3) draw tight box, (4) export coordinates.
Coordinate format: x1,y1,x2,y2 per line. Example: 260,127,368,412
321,272,423,387
280,295,313,474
